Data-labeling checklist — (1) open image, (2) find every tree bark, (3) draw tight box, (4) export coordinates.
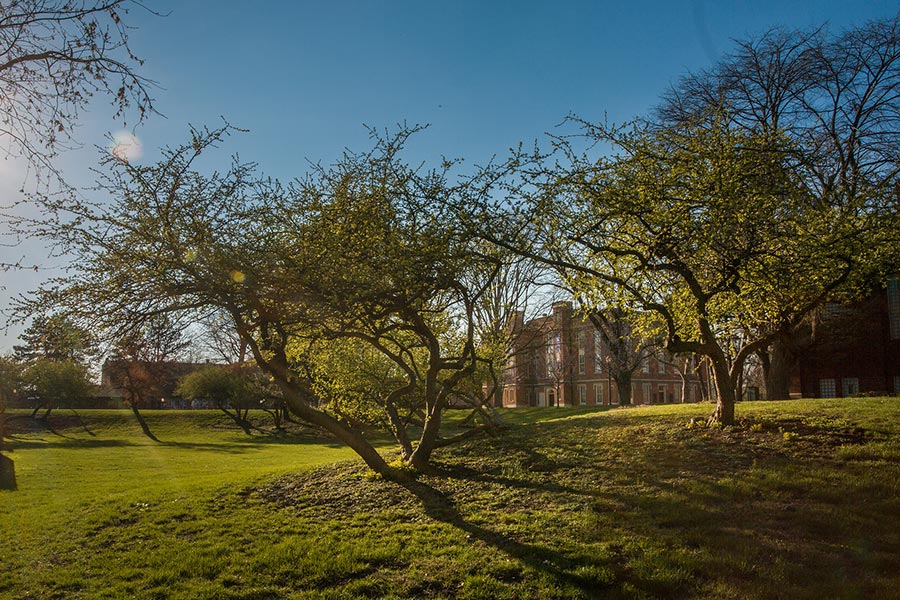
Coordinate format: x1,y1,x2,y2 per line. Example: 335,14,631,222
0,454,16,491
764,337,795,400
708,358,736,426
615,375,632,406
409,403,443,472
278,382,402,480
129,404,160,442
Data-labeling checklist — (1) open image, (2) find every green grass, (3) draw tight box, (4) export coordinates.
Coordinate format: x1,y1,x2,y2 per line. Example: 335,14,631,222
3,399,900,599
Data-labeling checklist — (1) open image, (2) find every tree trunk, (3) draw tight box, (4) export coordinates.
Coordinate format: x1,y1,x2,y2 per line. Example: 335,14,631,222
764,338,795,400
129,404,160,442
409,404,443,472
278,383,402,480
615,375,632,406
0,454,16,491
384,399,414,460
707,359,736,426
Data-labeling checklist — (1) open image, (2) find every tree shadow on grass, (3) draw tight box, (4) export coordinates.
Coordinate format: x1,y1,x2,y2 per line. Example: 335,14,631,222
5,437,138,450
166,437,348,454
396,476,610,597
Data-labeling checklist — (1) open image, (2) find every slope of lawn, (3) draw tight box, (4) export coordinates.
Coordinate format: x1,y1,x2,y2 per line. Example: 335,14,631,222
3,398,900,599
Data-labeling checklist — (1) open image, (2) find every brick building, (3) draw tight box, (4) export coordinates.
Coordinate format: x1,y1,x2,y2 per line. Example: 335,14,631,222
794,279,900,398
500,301,701,407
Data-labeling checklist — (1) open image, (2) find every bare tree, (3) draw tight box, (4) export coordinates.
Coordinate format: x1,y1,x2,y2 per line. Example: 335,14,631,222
0,0,156,182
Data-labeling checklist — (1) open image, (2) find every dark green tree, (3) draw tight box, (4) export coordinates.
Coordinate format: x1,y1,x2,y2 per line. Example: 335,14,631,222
177,364,275,434
22,359,94,418
13,313,95,364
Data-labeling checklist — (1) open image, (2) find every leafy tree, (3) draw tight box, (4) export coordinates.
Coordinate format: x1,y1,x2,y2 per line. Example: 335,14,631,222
13,313,95,364
0,0,155,186
176,364,273,434
18,125,501,478
0,356,23,441
491,117,829,425
657,19,900,399
22,358,94,418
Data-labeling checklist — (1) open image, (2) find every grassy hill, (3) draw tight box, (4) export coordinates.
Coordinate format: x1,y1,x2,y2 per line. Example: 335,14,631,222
2,399,900,599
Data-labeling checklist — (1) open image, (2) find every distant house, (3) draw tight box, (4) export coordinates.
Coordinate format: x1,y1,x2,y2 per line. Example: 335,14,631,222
499,301,701,407
793,278,900,398
100,359,214,409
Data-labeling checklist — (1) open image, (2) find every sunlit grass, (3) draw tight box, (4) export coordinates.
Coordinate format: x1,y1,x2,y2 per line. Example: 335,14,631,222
3,399,900,598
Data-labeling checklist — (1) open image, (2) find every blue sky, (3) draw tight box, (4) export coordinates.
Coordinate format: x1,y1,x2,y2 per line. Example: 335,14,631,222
2,0,898,351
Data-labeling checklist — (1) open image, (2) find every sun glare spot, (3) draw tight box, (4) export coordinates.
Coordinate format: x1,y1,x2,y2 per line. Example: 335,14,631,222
230,270,246,284
110,131,143,162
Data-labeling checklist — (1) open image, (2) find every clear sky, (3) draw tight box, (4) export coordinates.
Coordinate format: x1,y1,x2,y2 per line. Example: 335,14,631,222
1,0,898,351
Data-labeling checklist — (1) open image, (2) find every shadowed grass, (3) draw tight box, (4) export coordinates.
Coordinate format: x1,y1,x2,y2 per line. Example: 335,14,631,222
3,399,900,598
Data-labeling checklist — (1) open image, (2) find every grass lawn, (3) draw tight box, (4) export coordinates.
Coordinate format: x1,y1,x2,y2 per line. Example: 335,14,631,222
2,399,900,599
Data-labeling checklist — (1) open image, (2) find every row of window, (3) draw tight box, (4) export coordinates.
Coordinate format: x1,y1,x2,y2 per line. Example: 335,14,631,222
522,381,695,406
820,376,900,397
819,377,860,398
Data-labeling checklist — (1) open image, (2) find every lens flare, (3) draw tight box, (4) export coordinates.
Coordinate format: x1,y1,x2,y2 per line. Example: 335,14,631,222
110,131,143,162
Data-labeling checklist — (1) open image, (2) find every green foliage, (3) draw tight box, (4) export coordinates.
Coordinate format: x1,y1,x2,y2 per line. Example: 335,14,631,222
299,336,416,427
0,356,23,408
13,314,95,365
22,359,95,408
176,364,269,410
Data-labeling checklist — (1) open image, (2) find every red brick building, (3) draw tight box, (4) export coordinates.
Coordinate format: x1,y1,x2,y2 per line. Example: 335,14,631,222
500,302,701,407
794,279,900,398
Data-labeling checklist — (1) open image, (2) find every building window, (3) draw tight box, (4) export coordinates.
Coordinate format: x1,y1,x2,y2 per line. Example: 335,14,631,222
642,357,650,374
841,377,859,398
545,342,553,377
819,378,836,398
595,383,604,405
658,384,667,403
594,333,603,373
577,331,585,375
888,277,900,340
578,384,587,406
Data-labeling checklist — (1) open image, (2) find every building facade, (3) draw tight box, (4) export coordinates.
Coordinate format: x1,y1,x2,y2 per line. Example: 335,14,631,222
500,302,701,408
794,279,900,398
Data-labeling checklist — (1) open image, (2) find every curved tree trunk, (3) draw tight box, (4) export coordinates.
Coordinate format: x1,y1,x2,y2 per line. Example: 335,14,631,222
278,382,402,480
129,404,160,442
409,406,443,472
707,359,736,426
